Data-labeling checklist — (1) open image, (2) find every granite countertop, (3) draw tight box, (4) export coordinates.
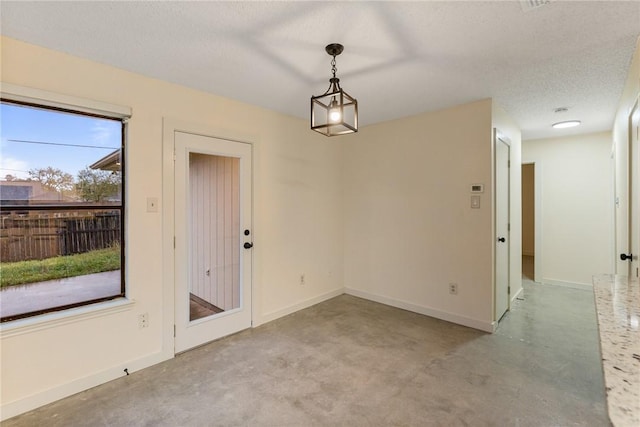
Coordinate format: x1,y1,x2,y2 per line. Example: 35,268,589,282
592,274,640,427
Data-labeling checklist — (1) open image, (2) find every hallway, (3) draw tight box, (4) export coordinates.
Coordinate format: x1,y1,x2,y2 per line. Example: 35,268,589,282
3,284,607,426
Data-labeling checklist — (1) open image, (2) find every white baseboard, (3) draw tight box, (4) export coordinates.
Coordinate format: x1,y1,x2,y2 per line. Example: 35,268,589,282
1,351,171,422
255,288,344,326
511,286,524,302
542,278,592,291
344,288,494,333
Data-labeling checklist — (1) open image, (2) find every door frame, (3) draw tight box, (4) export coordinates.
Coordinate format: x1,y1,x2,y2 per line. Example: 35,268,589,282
628,98,640,277
162,118,257,358
493,129,511,322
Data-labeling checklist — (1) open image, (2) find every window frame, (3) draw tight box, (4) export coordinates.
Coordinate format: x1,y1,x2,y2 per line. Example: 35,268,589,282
0,84,131,323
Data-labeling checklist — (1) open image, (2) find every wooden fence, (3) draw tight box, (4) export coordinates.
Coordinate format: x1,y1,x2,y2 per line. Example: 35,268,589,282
0,211,120,262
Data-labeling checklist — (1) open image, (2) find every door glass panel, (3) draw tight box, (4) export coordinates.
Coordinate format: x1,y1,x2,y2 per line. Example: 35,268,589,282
189,153,240,321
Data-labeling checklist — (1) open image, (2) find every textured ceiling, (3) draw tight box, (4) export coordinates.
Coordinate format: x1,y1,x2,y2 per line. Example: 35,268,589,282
1,1,639,140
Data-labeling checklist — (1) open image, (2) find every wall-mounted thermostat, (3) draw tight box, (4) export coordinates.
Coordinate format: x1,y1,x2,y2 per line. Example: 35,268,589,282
470,184,484,193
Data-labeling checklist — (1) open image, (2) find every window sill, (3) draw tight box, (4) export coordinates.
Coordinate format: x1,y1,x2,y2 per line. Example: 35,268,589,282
0,298,135,339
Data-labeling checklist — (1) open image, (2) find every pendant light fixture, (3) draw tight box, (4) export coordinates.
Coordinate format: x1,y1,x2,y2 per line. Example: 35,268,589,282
311,43,358,136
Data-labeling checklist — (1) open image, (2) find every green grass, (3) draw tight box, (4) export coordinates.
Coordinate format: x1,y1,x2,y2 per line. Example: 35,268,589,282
0,246,120,288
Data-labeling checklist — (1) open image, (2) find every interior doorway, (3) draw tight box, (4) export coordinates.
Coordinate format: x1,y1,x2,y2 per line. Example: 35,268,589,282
522,163,535,281
521,161,542,283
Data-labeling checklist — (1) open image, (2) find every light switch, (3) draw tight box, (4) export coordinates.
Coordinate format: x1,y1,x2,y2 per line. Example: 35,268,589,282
146,197,159,213
470,184,484,193
471,195,480,209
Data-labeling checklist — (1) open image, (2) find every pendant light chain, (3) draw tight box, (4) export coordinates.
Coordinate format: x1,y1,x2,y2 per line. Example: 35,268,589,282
329,54,341,93
331,55,337,79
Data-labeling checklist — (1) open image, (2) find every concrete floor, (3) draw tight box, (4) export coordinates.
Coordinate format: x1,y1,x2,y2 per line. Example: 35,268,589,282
3,280,607,426
523,255,534,281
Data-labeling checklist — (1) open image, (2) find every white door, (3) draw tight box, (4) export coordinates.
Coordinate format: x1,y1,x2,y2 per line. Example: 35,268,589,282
174,131,252,353
628,101,639,278
495,131,510,321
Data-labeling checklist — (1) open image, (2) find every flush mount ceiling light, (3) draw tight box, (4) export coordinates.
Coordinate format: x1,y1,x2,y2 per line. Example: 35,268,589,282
311,43,358,137
552,120,581,129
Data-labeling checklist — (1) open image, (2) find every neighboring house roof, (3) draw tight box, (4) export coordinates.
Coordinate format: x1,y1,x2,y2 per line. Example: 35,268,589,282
90,150,121,171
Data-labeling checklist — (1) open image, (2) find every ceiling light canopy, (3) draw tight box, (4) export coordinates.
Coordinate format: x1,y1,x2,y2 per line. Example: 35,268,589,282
311,43,358,137
552,120,581,129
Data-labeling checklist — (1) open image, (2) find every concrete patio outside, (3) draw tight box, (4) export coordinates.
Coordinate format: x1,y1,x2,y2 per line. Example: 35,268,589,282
0,270,121,319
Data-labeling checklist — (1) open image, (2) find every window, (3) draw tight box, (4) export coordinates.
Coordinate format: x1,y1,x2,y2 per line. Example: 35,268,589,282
0,99,126,322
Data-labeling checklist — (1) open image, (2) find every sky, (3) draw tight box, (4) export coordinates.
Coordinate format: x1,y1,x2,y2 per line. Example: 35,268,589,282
0,102,122,181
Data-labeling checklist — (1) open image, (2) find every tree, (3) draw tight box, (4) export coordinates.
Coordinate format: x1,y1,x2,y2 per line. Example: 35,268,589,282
28,167,74,192
76,168,121,202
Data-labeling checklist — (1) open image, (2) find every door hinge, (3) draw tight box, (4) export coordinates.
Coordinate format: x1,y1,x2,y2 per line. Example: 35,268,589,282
173,325,176,337
508,160,511,168
508,286,511,294
508,223,511,231
173,151,176,162
173,236,176,249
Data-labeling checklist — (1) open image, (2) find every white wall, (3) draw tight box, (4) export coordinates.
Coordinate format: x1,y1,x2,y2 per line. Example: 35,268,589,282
343,99,521,331
522,132,614,287
613,37,640,274
0,36,345,418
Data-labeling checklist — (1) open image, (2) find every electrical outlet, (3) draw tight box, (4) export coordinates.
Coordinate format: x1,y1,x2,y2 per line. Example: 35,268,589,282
138,312,149,329
300,274,305,286
449,283,458,295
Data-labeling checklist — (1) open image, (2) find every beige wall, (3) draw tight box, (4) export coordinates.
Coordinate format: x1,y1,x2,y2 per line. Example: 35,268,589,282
522,164,535,256
522,132,614,287
613,37,640,274
0,36,345,418
343,99,521,330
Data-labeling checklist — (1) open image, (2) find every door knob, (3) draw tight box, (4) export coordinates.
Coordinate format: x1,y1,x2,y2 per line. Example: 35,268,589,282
498,237,506,243
244,242,253,249
620,253,633,261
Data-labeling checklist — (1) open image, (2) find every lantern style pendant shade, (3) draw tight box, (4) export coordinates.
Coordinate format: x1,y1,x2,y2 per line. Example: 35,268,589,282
311,44,358,137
